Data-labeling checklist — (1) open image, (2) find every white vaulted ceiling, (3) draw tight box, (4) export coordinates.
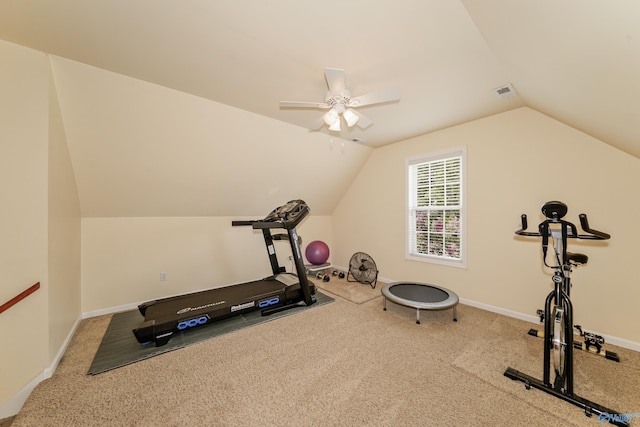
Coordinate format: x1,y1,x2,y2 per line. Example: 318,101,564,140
2,0,638,153
1,0,639,216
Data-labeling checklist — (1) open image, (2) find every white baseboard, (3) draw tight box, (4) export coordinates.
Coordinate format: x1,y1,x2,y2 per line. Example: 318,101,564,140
82,301,140,319
44,315,83,377
0,372,47,419
458,297,640,352
329,267,640,351
459,297,541,324
0,314,82,419
329,264,393,285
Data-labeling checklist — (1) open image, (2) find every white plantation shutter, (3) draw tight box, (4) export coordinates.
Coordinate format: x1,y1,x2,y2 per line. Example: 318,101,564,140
407,146,466,268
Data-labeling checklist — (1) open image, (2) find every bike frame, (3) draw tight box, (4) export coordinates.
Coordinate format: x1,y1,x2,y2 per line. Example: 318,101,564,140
503,201,626,425
542,227,575,393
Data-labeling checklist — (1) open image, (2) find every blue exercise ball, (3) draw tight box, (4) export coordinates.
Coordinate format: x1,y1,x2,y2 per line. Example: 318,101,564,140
305,240,330,265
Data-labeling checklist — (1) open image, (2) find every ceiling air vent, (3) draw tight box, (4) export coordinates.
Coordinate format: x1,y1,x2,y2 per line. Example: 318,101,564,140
493,84,517,99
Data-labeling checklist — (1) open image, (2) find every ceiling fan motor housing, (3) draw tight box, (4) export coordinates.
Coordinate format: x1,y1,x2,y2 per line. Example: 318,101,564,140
279,68,400,132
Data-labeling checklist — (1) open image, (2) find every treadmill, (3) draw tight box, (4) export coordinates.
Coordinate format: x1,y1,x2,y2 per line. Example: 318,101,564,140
133,199,317,346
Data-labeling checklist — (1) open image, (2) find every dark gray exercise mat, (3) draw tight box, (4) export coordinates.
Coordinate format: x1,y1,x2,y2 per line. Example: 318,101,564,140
88,291,334,375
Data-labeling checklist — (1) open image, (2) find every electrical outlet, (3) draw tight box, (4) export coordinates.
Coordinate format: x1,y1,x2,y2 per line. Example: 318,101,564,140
160,272,168,281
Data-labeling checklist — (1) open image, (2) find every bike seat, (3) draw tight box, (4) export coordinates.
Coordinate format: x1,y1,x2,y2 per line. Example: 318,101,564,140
567,252,588,265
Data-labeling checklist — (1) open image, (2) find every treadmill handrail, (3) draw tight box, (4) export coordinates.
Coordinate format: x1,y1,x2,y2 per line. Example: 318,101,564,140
231,220,256,227
252,220,301,230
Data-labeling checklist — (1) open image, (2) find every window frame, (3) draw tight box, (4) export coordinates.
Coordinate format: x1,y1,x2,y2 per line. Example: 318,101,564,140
405,146,467,269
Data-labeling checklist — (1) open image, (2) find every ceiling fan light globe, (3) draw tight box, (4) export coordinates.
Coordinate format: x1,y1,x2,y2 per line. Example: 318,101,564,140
328,119,341,132
343,109,359,127
323,109,339,126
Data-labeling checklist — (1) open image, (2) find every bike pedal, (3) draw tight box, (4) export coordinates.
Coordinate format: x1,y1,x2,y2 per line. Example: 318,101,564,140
528,328,543,338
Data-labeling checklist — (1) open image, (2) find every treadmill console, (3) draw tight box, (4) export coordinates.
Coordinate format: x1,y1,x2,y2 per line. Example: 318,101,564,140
262,199,310,228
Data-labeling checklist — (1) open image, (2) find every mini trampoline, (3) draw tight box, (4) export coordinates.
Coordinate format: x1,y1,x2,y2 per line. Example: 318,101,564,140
381,282,459,324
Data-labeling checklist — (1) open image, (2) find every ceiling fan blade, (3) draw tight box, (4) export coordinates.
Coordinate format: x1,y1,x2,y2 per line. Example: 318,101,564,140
324,68,346,97
310,115,326,130
348,87,400,107
280,101,330,109
353,110,373,129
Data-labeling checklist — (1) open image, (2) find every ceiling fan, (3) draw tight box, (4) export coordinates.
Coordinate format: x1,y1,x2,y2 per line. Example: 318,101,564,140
280,68,400,132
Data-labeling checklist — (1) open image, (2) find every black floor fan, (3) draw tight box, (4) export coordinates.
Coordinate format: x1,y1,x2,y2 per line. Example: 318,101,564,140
347,252,379,289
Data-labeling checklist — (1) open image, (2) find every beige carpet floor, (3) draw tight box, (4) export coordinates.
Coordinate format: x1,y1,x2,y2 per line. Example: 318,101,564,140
8,276,640,426
313,273,381,304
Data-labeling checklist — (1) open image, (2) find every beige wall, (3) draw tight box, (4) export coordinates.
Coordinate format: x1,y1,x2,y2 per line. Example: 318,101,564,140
0,41,50,407
47,67,82,358
0,40,81,416
332,107,640,345
81,215,331,313
49,56,373,218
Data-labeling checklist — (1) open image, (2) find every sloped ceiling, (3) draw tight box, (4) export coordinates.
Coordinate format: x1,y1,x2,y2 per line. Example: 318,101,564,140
46,56,374,217
463,0,640,160
1,0,638,155
0,1,639,217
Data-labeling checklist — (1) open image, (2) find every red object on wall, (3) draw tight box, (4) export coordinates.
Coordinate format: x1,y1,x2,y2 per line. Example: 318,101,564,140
0,282,40,315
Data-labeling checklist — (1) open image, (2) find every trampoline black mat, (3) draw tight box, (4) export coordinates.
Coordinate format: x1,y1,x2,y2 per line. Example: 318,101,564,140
88,291,334,375
389,283,449,303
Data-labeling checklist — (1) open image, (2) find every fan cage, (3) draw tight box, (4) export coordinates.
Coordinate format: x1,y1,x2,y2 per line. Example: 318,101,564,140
347,252,379,289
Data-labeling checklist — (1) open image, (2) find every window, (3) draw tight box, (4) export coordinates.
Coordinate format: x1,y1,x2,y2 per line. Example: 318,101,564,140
406,146,466,268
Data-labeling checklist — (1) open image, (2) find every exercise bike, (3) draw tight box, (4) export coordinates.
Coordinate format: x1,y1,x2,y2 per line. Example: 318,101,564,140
504,201,628,426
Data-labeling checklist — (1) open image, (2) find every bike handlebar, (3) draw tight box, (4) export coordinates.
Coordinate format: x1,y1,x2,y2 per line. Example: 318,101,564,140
578,214,611,240
515,213,610,240
515,214,539,237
